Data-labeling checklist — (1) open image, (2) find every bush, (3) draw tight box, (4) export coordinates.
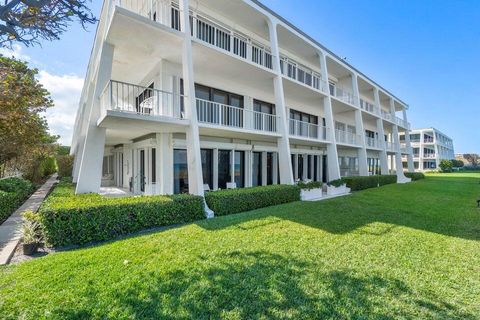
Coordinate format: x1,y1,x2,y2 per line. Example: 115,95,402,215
341,175,397,191
0,177,34,224
297,181,323,190
41,156,57,176
327,179,345,187
451,159,464,168
56,155,74,178
405,172,425,181
36,180,205,247
205,185,300,216
439,159,453,173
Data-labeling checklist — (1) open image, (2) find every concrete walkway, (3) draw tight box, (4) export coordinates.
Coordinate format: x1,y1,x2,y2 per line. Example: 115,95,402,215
0,174,58,265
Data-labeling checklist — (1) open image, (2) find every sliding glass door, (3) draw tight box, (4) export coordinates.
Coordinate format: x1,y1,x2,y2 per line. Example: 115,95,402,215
218,150,231,189
234,151,245,188
252,152,262,186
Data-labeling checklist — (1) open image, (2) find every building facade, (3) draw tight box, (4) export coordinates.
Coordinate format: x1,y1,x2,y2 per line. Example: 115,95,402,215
401,128,454,171
71,0,414,201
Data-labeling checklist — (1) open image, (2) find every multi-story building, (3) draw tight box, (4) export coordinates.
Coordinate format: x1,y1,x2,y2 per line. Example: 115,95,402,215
401,128,454,171
71,0,414,204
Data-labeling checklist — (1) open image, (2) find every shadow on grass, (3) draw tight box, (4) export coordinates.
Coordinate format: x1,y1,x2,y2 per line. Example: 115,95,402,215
50,251,475,319
197,175,480,241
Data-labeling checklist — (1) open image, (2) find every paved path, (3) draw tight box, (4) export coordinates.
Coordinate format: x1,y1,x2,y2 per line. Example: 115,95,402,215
0,174,58,265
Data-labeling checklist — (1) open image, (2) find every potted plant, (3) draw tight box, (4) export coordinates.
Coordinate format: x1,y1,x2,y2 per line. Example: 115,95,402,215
327,179,350,196
297,181,323,201
21,210,41,255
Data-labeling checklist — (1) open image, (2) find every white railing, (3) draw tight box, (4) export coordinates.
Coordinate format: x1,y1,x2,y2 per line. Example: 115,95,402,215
359,99,380,115
424,154,436,159
101,80,184,118
381,109,394,122
329,84,357,105
365,136,381,148
280,57,327,93
289,119,327,140
335,129,359,145
385,141,397,151
394,116,409,128
196,98,278,133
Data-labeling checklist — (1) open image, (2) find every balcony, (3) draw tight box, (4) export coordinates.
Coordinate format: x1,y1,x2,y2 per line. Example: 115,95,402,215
329,84,357,106
385,141,397,152
423,154,436,159
359,99,380,116
101,80,183,119
335,129,360,146
280,57,327,93
289,119,327,141
365,136,382,149
196,99,278,133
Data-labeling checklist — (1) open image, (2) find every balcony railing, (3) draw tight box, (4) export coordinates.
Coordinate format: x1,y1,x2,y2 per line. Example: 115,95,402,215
101,80,183,118
335,129,359,145
359,99,380,115
394,116,409,128
280,57,327,93
381,109,394,122
329,84,357,106
423,154,436,159
385,141,397,151
365,136,381,149
289,119,327,140
196,98,278,133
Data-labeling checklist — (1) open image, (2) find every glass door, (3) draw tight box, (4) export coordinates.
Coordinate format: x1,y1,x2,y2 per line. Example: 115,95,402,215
139,149,146,193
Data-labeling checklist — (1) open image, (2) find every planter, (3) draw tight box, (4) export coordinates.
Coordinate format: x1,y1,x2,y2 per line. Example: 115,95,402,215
300,188,323,201
22,243,37,256
327,184,350,196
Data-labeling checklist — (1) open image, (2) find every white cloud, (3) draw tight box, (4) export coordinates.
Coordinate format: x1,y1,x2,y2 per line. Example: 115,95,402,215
38,71,84,146
0,44,31,61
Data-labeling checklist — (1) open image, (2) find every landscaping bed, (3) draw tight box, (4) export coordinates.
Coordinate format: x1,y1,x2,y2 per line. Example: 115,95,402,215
33,179,205,247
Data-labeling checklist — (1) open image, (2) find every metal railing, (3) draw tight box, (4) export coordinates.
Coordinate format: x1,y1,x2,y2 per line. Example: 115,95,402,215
385,141,397,151
365,136,381,148
359,98,380,115
381,109,393,122
423,154,436,159
335,129,359,145
101,80,184,118
289,119,327,140
280,57,327,93
196,98,278,133
329,84,357,105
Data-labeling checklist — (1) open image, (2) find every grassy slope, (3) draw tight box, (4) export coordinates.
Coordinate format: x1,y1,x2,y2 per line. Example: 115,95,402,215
0,173,479,319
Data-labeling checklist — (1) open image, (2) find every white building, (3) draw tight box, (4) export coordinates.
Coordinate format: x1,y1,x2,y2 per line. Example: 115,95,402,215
401,128,454,171
71,0,414,202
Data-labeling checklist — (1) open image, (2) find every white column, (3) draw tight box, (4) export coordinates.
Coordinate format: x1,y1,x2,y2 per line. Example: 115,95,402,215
402,108,415,172
373,88,389,175
76,43,114,194
267,18,294,185
318,50,341,181
156,133,173,194
272,152,279,184
179,0,205,198
213,148,219,190
352,73,368,176
389,98,409,182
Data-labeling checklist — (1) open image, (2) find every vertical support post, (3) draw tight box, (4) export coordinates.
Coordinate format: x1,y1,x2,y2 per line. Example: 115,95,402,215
373,88,389,175
76,43,114,194
402,108,415,172
267,18,294,185
318,50,341,181
179,0,206,197
390,98,409,183
352,73,368,176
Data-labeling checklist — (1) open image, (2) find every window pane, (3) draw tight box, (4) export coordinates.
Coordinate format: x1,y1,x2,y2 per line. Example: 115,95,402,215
218,150,231,189
174,149,188,194
234,151,245,188
201,149,213,190
252,152,262,187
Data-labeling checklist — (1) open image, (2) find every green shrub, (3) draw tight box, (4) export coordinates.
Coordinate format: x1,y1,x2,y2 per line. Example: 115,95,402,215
0,177,34,224
56,155,74,178
41,156,57,176
439,159,453,173
451,159,464,168
205,185,300,216
405,172,425,181
327,179,345,187
297,181,323,190
37,180,205,247
341,175,397,191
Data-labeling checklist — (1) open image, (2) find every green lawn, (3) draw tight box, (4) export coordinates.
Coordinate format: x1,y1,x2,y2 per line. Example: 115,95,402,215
1,172,479,319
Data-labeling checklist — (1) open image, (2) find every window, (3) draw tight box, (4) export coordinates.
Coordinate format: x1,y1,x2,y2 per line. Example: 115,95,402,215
102,155,114,177
174,149,188,194
135,83,154,114
152,148,156,183
218,150,231,189
253,100,275,132
201,149,213,190
266,152,274,185
289,109,319,138
298,154,304,181
234,151,245,188
329,82,336,96
252,152,262,187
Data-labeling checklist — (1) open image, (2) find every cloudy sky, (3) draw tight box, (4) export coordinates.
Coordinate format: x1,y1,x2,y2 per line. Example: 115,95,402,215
1,1,479,152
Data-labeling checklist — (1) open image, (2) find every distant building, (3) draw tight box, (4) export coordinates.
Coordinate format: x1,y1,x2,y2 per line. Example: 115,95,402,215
401,128,454,171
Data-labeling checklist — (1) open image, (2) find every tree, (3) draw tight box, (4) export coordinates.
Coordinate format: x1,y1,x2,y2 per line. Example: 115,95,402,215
451,159,464,168
463,154,479,167
439,159,453,173
0,0,96,48
0,55,57,178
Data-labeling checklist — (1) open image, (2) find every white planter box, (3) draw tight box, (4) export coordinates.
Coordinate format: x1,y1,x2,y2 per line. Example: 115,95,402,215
300,188,323,201
327,184,350,196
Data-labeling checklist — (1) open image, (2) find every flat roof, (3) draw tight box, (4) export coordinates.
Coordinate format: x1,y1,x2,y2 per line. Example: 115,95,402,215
252,0,409,108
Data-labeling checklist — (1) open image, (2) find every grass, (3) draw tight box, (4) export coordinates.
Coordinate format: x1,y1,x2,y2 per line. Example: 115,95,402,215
1,172,479,319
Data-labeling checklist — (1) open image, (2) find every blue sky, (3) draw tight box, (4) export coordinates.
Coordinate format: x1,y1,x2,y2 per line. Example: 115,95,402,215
2,0,479,152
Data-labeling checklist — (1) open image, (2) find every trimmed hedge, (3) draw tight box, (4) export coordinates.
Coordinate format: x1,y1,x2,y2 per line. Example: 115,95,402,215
205,184,300,216
37,180,205,247
341,175,397,191
0,177,34,224
405,172,425,181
